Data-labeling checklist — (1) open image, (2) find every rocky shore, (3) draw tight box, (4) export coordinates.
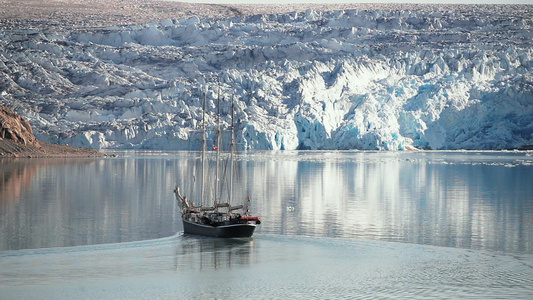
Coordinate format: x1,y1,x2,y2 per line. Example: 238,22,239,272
0,106,102,158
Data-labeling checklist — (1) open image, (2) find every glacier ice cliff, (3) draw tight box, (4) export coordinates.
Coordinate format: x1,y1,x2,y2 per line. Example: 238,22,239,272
1,4,532,150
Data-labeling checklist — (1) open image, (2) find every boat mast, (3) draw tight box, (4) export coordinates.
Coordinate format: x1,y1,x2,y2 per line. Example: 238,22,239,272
214,88,221,206
229,94,235,206
201,92,206,208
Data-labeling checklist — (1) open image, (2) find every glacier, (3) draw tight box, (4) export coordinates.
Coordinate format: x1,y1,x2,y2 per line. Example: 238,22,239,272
1,4,532,150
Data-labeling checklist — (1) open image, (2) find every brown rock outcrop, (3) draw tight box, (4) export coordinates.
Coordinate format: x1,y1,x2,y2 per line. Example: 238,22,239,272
0,106,40,147
0,106,102,158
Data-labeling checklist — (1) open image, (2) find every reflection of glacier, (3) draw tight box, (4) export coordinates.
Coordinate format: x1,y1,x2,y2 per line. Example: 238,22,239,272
247,151,533,254
1,151,531,254
1,6,532,150
0,156,183,250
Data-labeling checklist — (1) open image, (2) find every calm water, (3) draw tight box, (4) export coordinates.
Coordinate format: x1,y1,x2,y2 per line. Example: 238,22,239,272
1,151,532,299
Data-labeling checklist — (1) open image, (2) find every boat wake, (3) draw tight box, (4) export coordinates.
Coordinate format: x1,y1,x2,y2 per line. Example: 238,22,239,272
1,234,532,299
0,233,183,286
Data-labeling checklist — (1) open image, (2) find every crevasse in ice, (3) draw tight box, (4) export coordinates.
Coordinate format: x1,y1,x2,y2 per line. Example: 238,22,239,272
1,6,532,150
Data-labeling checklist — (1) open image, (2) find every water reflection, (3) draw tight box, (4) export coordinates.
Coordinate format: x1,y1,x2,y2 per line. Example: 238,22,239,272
1,151,531,255
0,159,49,203
244,152,533,254
174,236,255,271
0,155,185,250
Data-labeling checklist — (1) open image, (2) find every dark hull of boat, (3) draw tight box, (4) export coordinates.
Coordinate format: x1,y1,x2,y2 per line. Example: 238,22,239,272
182,219,257,238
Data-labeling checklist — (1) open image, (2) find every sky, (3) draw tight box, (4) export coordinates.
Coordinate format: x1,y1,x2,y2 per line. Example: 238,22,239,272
173,0,533,4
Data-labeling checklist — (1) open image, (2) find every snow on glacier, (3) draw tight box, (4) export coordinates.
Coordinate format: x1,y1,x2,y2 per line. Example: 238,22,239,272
0,5,532,150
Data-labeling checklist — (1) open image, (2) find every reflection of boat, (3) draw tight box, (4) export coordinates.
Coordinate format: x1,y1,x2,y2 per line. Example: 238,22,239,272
174,92,260,238
174,236,255,270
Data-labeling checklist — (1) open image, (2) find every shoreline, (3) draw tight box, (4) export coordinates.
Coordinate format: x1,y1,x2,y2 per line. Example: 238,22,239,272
2,140,531,158
0,139,104,158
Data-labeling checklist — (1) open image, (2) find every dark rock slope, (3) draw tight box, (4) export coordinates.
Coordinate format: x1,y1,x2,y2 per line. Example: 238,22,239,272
0,106,102,157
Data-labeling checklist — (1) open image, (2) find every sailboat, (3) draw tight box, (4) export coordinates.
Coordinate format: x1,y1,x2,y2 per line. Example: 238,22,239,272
174,92,261,238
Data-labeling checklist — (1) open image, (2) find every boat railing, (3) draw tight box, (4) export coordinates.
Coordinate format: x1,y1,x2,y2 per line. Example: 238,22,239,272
229,205,244,211
200,206,215,211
